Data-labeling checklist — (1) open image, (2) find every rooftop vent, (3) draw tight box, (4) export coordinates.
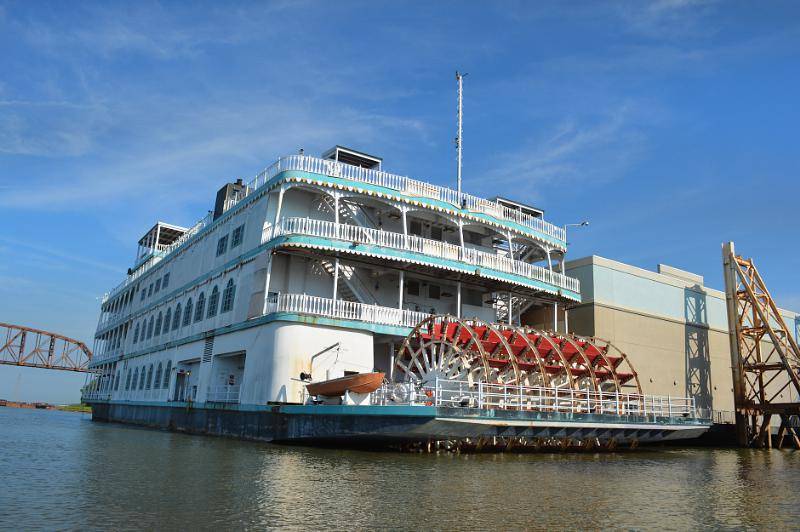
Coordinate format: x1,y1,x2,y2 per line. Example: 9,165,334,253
321,145,382,170
213,178,245,220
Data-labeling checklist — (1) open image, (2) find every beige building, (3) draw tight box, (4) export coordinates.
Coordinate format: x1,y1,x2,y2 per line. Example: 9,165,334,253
564,256,800,420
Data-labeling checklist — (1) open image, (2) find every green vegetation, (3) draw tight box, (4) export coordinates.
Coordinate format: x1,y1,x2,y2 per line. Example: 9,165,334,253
56,404,92,413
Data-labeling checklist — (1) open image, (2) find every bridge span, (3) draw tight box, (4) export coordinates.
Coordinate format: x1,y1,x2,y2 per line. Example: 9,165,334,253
0,322,93,373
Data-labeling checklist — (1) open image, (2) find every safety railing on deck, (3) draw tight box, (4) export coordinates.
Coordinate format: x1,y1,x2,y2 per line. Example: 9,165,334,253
206,385,241,403
372,379,702,419
232,155,567,243
265,218,579,294
265,293,430,329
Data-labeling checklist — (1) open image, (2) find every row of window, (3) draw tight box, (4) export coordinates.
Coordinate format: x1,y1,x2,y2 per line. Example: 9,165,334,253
140,272,171,302
118,360,173,392
131,279,237,344
217,224,245,257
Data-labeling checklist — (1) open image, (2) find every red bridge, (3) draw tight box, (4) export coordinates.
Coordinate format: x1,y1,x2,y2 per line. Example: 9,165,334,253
0,322,93,373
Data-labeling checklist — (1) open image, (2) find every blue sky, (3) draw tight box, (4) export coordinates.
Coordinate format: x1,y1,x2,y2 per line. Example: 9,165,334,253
1,0,798,403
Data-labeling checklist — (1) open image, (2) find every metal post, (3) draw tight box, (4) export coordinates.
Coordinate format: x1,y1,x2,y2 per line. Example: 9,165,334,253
456,281,461,318
456,71,464,198
508,292,513,325
458,219,465,248
553,302,558,332
398,270,404,310
332,258,340,302
272,185,286,232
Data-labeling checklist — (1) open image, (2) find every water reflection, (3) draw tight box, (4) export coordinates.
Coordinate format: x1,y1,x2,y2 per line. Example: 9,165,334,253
2,409,799,530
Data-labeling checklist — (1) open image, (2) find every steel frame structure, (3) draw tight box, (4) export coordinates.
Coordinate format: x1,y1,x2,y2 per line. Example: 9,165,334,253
722,242,800,448
395,315,641,400
0,322,93,373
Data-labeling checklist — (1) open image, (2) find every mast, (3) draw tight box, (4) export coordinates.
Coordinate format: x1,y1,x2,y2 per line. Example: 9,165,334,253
455,71,464,199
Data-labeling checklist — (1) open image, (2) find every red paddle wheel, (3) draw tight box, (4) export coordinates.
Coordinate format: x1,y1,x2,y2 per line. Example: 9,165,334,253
395,315,641,395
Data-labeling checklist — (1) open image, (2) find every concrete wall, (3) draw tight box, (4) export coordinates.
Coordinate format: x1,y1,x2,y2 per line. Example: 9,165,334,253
565,256,800,416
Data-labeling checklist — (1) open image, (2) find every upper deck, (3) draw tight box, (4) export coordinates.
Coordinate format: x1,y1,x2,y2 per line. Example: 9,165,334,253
102,154,569,303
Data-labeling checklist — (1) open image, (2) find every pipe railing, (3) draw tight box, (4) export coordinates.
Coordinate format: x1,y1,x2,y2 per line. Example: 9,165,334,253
207,385,241,403
265,218,580,294
372,379,703,420
265,293,430,329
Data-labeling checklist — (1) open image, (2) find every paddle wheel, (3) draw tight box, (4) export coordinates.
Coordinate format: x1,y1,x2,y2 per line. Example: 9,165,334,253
395,315,641,394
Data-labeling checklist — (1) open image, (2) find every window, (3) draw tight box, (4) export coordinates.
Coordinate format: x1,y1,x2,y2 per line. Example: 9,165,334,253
154,312,162,336
173,304,181,330
207,286,219,318
464,289,484,307
183,298,193,326
155,363,163,389
114,371,120,391
430,226,443,241
428,284,441,300
162,273,170,289
148,283,153,297
140,290,146,302
216,235,228,256
155,278,161,293
133,323,140,344
406,280,420,296
409,220,423,236
164,308,172,333
147,316,154,339
146,364,153,390
139,368,146,390
163,360,172,388
132,369,139,391
221,279,236,313
125,370,132,391
194,292,206,322
231,225,244,247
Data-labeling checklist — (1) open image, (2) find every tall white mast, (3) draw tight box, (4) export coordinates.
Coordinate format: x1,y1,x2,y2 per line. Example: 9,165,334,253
455,71,464,199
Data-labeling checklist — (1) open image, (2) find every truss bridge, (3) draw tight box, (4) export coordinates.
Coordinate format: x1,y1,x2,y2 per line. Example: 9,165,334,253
0,322,94,373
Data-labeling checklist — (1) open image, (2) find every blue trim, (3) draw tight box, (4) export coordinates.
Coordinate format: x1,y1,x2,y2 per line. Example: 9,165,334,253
273,234,581,301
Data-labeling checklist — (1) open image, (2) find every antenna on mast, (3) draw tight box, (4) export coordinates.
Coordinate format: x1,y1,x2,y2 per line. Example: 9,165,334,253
455,71,466,200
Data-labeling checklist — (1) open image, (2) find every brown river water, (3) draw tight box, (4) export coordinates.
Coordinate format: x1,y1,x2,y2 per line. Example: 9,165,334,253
1,407,799,530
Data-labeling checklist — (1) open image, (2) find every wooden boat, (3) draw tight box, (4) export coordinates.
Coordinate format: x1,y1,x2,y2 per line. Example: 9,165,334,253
306,372,385,396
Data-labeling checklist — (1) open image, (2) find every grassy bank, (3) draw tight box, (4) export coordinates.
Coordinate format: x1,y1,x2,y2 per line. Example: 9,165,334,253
56,404,92,413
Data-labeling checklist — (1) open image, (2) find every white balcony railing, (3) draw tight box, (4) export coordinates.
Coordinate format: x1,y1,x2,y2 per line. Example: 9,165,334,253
372,379,703,420
207,385,241,403
265,218,580,295
233,155,567,242
103,154,567,303
265,293,430,329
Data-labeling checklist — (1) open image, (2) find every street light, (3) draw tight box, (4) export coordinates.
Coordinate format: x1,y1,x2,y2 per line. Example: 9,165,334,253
564,221,589,230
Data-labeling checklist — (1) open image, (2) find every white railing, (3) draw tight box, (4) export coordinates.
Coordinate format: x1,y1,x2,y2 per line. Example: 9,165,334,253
207,385,241,403
266,218,580,294
372,379,703,420
233,155,567,242
265,293,430,328
103,154,567,303
81,391,112,402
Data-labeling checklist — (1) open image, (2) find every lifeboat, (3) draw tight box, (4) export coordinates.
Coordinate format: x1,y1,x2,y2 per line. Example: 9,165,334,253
306,372,385,396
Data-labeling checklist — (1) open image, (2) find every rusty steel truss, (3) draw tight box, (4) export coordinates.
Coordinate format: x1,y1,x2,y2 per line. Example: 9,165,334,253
396,315,641,395
722,242,800,448
0,322,94,373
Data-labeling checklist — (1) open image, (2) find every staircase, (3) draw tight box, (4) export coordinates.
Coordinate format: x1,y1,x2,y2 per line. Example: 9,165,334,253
319,259,379,304
319,195,378,230
493,293,536,324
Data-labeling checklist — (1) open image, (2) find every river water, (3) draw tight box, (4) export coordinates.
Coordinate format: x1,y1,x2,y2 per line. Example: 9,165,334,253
1,408,799,530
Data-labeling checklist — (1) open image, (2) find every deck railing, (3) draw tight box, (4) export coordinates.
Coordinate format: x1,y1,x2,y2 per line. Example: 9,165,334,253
207,385,241,403
265,293,430,329
372,379,703,420
266,218,579,294
233,154,567,242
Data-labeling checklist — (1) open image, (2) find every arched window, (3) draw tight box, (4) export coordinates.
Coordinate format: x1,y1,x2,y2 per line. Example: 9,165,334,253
164,308,172,334
154,312,163,336
222,279,236,313
155,362,163,389
173,304,182,330
183,298,193,327
114,371,120,391
133,322,140,344
194,292,206,322
147,316,154,339
146,364,154,389
207,286,219,318
163,360,172,388
125,370,132,390
133,368,139,391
